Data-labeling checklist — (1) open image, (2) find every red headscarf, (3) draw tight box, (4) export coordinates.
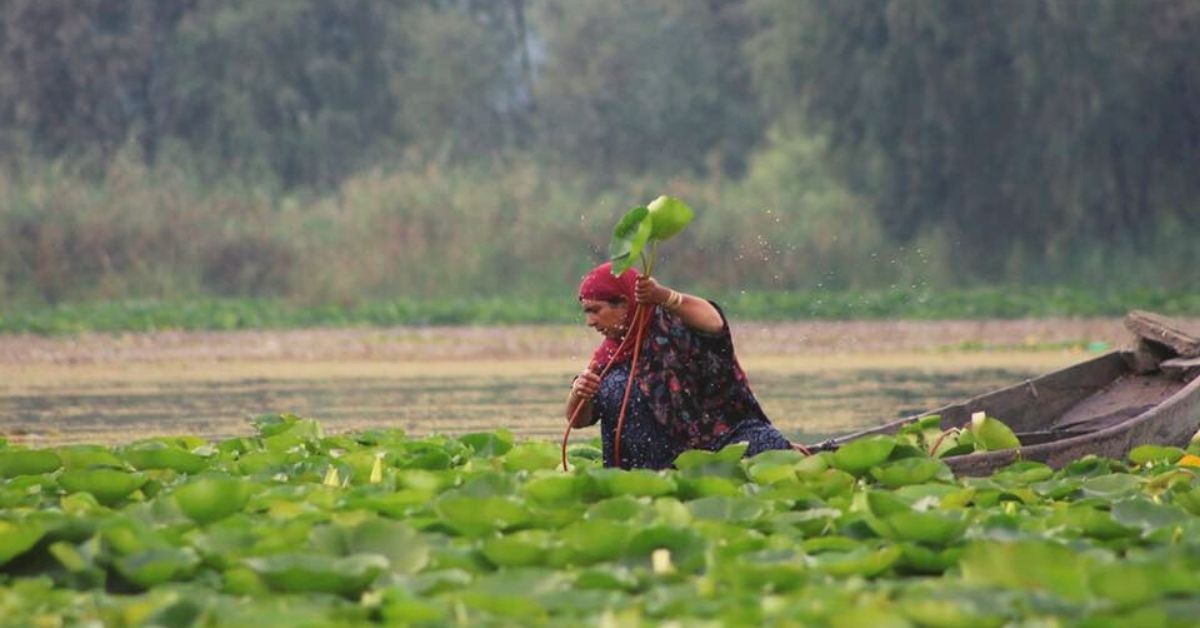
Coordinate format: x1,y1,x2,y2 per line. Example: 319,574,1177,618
578,262,640,370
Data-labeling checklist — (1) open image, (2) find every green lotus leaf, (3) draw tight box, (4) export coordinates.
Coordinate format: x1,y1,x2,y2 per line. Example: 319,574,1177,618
1110,497,1190,533
459,430,514,457
58,468,145,506
871,457,951,488
967,412,1021,451
481,530,554,568
747,462,800,485
0,519,45,566
310,518,429,574
521,472,584,504
645,195,694,240
898,592,1005,628
113,547,200,589
1129,444,1186,465
880,511,968,545
812,545,902,578
687,496,767,524
55,445,125,469
794,452,831,477
676,475,743,499
801,535,861,554
673,441,748,471
897,543,963,575
122,441,209,473
769,509,840,537
832,436,896,476
0,449,61,478
173,475,251,525
586,495,649,522
625,525,708,573
588,468,676,498
1081,473,1143,498
1173,486,1200,516
245,553,388,597
378,586,448,624
501,442,560,472
559,519,632,565
959,540,1093,601
573,565,639,591
608,206,652,274
435,495,531,536
236,450,285,475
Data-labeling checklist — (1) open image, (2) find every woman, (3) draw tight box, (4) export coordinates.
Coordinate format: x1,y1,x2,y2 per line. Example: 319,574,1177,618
566,262,792,469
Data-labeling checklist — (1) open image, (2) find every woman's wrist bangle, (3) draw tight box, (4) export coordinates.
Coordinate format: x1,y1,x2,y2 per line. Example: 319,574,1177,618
664,290,684,312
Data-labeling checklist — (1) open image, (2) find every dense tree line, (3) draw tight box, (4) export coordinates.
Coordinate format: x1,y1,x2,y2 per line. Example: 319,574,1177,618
0,0,1196,287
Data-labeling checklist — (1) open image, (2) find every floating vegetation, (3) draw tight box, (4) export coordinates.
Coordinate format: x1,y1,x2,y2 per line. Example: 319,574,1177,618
2,413,1200,624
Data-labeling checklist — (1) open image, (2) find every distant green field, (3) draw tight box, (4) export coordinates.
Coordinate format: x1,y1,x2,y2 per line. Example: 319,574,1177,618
2,287,1198,335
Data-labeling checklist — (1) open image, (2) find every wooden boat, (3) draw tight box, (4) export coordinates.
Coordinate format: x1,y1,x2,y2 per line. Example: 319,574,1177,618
808,310,1200,476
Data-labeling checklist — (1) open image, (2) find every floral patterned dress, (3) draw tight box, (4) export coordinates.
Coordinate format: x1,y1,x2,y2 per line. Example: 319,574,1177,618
592,302,791,469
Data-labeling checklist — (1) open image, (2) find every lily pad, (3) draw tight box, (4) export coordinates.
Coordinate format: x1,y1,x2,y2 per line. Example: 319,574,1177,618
588,468,676,498
173,475,251,525
481,530,554,568
831,436,896,476
58,468,145,505
0,519,45,566
645,195,694,240
244,553,388,597
122,442,209,473
1128,445,1185,466
968,412,1020,451
113,547,200,589
871,457,951,488
0,449,61,478
608,206,652,274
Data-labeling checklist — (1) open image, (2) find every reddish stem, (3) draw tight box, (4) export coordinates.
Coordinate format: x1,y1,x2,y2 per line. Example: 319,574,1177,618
612,305,652,468
560,303,646,471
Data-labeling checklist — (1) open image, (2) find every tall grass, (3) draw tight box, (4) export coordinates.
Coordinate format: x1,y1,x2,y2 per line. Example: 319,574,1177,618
1,138,1197,318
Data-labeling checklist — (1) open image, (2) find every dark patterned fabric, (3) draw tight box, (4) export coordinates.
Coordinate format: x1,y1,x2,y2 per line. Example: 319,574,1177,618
592,302,791,469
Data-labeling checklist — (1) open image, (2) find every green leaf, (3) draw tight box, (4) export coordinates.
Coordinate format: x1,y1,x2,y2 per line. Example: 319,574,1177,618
831,436,896,475
58,468,145,506
967,412,1020,451
244,553,388,597
122,441,209,473
645,195,694,240
608,206,652,274
0,449,61,477
173,475,251,525
1128,445,1185,465
113,547,200,589
0,519,45,566
870,457,951,488
959,540,1092,601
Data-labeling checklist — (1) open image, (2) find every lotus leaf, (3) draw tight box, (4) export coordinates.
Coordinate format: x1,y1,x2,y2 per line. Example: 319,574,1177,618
769,509,840,537
960,540,1093,601
58,468,145,505
1129,444,1186,465
522,472,584,503
123,442,208,473
311,518,430,574
871,457,951,488
589,468,676,497
586,495,648,521
678,475,743,499
379,586,448,624
897,543,962,575
501,442,560,472
687,495,767,523
435,495,531,536
245,553,388,597
645,195,695,240
1110,497,1190,533
876,511,967,545
812,545,902,578
898,593,1006,628
0,519,45,566
626,526,707,572
0,449,61,477
831,436,896,475
673,442,748,471
459,430,514,457
481,530,554,568
173,475,250,525
968,412,1021,451
608,206,652,275
1081,473,1143,498
113,547,200,589
55,445,125,469
558,519,632,565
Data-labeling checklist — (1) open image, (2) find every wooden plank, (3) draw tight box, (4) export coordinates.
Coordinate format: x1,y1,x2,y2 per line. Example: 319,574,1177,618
1124,310,1200,358
1161,356,1200,382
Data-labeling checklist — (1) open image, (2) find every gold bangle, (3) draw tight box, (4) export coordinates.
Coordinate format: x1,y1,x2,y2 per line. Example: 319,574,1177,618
664,290,684,312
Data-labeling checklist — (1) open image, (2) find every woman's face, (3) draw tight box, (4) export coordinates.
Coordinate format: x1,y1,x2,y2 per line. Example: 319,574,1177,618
580,298,629,340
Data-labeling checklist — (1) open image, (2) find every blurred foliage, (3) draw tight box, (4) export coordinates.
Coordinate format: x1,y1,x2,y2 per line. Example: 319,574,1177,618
0,1,1196,309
